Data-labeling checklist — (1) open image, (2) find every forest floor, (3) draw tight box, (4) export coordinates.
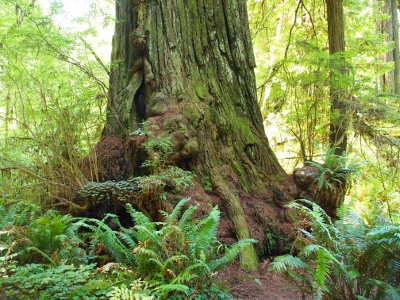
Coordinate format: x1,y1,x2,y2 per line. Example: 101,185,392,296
219,261,304,300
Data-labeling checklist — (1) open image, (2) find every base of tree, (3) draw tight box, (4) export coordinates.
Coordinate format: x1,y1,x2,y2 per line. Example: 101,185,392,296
74,135,302,269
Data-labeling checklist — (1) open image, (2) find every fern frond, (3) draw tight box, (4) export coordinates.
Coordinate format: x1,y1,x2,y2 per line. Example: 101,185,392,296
183,259,210,275
167,197,191,223
288,199,341,245
367,224,400,247
153,283,190,295
136,247,159,260
109,285,154,300
367,278,400,299
287,270,314,289
302,244,322,257
210,238,256,271
126,204,156,233
134,225,164,252
298,228,315,241
118,230,137,250
269,255,311,273
148,257,164,270
311,171,325,190
171,269,199,285
305,160,325,172
71,218,135,266
27,246,56,266
160,254,189,271
188,207,220,256
314,249,333,288
178,205,198,231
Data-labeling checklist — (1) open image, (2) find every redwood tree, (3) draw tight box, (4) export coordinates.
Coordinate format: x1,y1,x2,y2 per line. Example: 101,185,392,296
376,0,400,94
326,0,348,154
102,0,287,270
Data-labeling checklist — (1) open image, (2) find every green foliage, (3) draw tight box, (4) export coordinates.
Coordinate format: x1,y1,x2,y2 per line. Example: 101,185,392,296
306,145,365,194
270,199,400,300
0,263,116,300
75,198,255,299
30,213,69,255
0,201,140,300
0,0,112,205
0,199,41,227
71,214,137,266
129,121,195,200
108,283,154,300
131,121,173,172
0,200,65,264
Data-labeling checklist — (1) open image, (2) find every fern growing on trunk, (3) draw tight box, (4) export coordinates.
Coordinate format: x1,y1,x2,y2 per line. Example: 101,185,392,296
270,199,400,300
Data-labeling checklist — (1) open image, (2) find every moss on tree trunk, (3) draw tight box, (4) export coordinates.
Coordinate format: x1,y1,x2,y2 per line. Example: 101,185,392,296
103,0,285,271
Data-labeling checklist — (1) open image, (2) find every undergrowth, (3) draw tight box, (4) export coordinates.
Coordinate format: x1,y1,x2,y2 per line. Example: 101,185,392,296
75,197,254,299
269,199,400,300
0,197,252,299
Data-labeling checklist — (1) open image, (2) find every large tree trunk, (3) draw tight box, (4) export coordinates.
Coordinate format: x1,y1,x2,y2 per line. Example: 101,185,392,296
102,0,286,270
327,0,348,154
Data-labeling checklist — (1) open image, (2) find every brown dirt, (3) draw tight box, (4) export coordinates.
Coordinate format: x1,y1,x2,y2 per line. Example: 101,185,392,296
218,261,304,300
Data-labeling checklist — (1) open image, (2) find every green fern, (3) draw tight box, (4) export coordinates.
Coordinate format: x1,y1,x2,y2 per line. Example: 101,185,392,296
286,199,341,249
109,284,154,300
188,206,220,257
71,198,252,299
154,283,190,298
270,200,400,300
209,238,257,271
0,200,41,228
367,224,400,247
0,202,75,265
269,254,311,273
71,216,137,266
306,146,365,194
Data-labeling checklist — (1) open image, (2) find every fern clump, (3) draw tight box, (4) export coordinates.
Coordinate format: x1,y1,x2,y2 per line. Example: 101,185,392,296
304,146,365,217
0,200,78,265
75,197,255,299
269,199,400,300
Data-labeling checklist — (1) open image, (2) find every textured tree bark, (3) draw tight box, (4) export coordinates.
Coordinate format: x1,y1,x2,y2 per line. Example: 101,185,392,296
376,0,400,94
103,0,286,271
392,0,400,94
326,0,348,155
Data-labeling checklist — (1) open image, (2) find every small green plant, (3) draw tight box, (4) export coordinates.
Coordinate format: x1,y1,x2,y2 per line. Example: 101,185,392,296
108,283,154,300
269,199,400,300
131,121,173,173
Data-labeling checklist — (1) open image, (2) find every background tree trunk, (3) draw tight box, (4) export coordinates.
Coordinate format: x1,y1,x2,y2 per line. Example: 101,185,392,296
376,0,400,94
102,0,287,271
326,0,348,154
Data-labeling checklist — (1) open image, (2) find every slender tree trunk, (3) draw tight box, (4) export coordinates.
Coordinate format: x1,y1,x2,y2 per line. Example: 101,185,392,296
103,0,286,271
392,0,400,94
326,0,348,154
376,0,400,94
